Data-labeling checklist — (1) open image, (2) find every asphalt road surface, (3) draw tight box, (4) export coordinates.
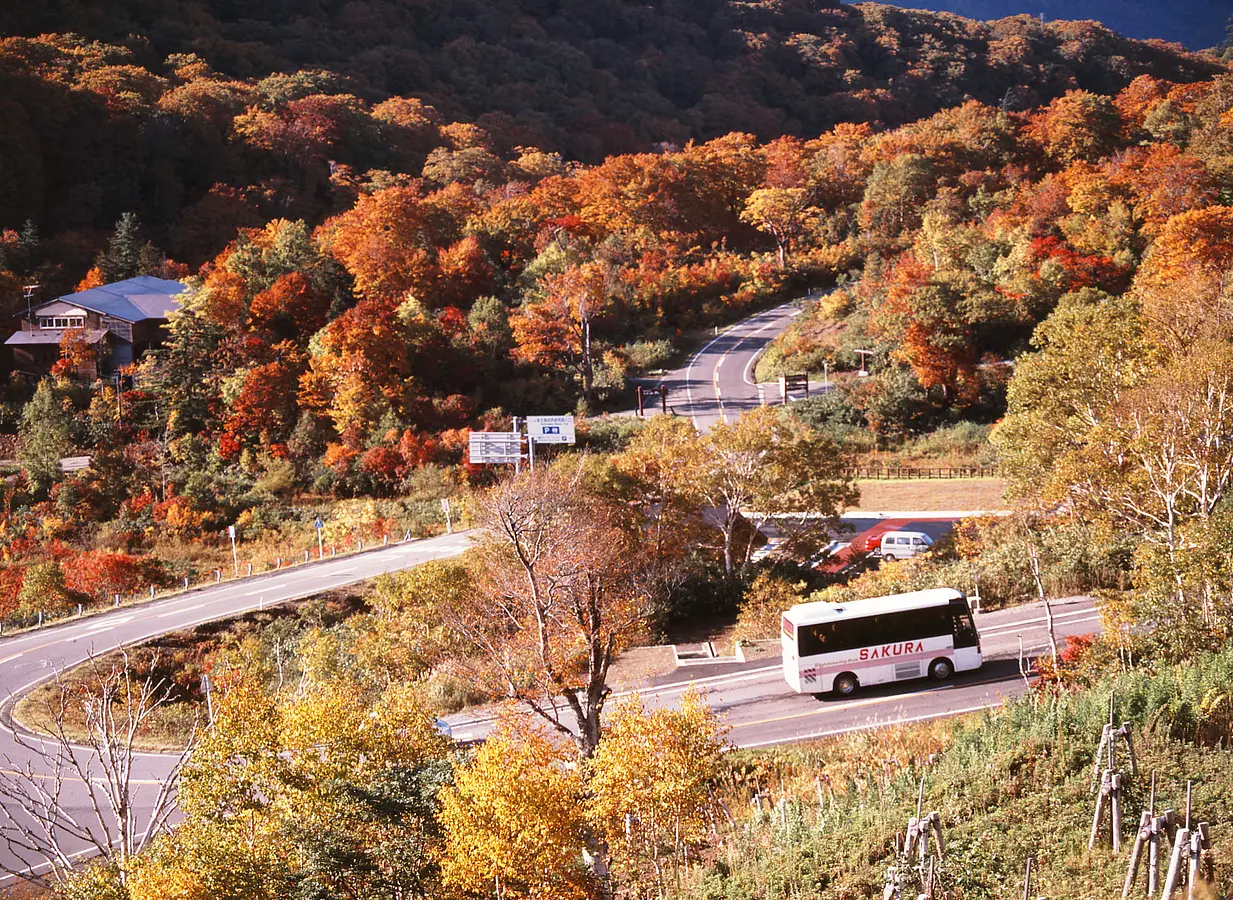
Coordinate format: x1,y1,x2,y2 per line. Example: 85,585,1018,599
0,530,473,886
659,301,803,431
445,595,1102,748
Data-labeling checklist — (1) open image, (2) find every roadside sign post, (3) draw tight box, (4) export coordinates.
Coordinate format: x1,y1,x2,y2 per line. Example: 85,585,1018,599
469,416,576,472
512,417,520,475
779,373,809,404
636,386,668,416
314,517,325,559
227,524,238,577
469,431,523,467
526,415,576,444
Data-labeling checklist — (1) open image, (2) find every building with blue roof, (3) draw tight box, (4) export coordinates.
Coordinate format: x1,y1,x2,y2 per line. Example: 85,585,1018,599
6,275,187,378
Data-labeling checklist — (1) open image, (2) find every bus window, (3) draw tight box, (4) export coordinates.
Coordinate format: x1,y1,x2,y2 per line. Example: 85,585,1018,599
952,610,978,648
873,607,950,644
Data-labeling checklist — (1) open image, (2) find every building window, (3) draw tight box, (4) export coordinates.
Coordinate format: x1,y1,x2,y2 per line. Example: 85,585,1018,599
38,317,84,329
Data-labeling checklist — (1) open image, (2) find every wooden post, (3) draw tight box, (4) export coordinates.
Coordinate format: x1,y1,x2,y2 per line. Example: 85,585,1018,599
1161,827,1189,900
929,812,945,858
1149,818,1163,897
1091,769,1111,850
1109,690,1117,769
1187,831,1201,900
1123,811,1150,899
1094,724,1112,791
1120,723,1139,777
1022,857,1034,900
1112,772,1124,853
905,817,920,860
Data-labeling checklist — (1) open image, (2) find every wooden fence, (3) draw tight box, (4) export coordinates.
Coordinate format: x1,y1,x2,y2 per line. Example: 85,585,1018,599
843,466,998,480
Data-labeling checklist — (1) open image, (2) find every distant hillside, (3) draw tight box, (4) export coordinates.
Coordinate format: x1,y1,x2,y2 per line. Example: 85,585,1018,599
890,1,1230,50
0,1,1224,161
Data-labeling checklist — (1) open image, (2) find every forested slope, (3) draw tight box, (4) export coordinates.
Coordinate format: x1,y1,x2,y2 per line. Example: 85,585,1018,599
0,0,1223,164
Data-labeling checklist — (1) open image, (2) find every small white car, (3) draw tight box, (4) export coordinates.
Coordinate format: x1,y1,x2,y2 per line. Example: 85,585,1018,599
879,531,934,561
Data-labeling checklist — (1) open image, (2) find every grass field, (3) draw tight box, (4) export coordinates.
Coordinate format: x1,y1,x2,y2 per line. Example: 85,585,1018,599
848,477,1007,512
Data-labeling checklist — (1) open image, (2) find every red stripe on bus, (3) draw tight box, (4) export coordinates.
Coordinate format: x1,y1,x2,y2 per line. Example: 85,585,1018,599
799,647,950,679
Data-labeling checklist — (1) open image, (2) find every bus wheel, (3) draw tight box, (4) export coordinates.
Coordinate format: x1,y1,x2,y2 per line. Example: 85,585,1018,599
833,673,858,696
928,658,954,681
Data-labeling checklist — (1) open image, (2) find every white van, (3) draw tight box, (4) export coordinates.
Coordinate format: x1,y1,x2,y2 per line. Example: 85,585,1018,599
879,531,933,561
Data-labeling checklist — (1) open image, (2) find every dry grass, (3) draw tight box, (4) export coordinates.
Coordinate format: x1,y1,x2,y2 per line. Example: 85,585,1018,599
847,477,1007,512
14,676,202,753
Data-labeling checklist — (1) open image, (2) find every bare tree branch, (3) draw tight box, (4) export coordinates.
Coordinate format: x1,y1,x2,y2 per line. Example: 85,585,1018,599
0,652,197,886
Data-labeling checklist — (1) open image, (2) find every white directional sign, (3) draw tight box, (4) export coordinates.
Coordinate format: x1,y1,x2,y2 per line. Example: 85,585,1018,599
469,431,522,464
526,415,576,445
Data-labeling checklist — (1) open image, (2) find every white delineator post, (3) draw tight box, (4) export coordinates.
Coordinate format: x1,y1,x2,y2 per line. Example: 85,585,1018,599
228,524,239,577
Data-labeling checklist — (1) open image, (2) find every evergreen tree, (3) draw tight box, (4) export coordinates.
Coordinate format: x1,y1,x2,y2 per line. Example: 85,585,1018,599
96,212,145,283
18,379,73,494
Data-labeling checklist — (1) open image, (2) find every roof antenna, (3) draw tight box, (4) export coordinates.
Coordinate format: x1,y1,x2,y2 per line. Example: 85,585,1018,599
22,284,39,323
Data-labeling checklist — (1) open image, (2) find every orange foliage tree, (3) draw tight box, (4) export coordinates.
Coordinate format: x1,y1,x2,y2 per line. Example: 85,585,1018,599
511,262,613,401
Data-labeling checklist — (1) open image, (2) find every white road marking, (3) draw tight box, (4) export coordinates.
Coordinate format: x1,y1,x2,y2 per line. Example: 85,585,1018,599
979,607,1099,635
157,603,208,618
734,702,1003,749
86,616,133,631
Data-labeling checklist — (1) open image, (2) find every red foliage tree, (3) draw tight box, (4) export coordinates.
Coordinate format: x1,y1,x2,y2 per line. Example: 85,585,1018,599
62,550,148,603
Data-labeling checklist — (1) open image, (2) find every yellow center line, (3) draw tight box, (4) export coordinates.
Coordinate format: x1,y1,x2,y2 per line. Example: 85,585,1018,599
731,674,1015,730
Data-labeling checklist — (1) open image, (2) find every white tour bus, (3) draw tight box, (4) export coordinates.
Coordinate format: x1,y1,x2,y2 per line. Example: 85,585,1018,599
781,588,981,696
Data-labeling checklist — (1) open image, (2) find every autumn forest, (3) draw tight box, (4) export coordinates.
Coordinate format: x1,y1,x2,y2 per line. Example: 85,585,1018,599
1,1,1233,896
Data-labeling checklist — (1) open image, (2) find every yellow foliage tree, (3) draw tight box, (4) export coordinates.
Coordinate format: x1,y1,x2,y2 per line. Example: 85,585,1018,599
587,690,729,892
440,720,596,899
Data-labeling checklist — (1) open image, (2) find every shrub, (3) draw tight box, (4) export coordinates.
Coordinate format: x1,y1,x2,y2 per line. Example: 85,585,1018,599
621,339,675,371
579,416,646,453
734,573,807,641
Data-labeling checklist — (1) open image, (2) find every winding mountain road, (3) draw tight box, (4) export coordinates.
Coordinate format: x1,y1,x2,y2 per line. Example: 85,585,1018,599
658,300,803,431
0,531,473,885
